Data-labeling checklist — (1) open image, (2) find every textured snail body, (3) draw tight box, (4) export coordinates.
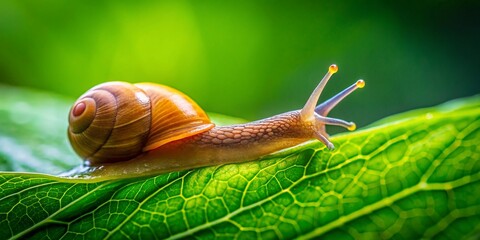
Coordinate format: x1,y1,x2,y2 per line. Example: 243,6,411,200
66,65,364,180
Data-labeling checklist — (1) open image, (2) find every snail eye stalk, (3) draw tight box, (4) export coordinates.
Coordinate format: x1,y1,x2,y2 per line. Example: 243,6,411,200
300,64,338,121
316,79,365,116
300,64,365,150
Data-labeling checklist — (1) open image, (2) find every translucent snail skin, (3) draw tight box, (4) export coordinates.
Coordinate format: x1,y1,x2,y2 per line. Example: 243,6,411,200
65,64,365,179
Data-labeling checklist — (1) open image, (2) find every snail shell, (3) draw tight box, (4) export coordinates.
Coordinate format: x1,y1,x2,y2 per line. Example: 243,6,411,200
67,82,214,164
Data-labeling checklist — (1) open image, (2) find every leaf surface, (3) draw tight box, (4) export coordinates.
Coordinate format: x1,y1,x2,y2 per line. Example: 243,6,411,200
0,85,479,239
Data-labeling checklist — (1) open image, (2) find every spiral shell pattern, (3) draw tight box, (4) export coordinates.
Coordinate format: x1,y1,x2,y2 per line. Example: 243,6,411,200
68,82,214,164
68,82,151,164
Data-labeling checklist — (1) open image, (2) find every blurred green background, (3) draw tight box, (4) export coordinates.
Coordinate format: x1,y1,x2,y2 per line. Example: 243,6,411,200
0,0,479,129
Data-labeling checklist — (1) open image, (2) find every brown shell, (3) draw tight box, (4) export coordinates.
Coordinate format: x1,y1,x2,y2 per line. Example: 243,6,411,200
68,82,214,164
134,83,215,151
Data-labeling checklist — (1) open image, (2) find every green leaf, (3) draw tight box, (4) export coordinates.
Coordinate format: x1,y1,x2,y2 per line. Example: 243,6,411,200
0,85,479,239
0,85,77,173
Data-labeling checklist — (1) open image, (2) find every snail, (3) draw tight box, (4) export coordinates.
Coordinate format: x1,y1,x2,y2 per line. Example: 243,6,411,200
66,64,364,179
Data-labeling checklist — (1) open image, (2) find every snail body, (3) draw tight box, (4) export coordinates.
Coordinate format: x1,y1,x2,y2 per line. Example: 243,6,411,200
66,65,364,179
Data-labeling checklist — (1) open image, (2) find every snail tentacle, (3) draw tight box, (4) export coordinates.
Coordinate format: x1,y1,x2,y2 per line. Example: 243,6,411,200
316,79,365,116
298,64,362,150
